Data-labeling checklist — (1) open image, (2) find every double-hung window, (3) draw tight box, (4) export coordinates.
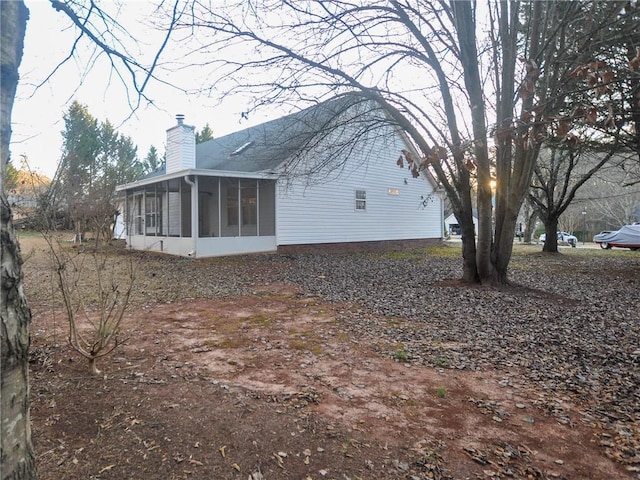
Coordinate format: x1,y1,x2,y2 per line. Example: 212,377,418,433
355,190,366,211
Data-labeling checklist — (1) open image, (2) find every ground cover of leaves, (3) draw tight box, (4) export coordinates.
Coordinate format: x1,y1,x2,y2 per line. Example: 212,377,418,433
21,234,639,479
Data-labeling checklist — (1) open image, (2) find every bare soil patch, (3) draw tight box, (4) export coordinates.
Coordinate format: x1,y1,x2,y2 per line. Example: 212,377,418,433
21,235,638,479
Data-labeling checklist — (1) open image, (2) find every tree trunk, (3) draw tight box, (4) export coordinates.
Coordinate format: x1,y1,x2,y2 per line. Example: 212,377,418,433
542,219,560,253
1,2,36,479
1,198,36,480
450,1,498,284
89,356,102,376
459,218,480,283
523,200,538,244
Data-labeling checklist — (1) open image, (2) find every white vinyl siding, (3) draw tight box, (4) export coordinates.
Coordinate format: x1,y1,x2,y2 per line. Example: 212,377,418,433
276,123,442,245
166,124,196,174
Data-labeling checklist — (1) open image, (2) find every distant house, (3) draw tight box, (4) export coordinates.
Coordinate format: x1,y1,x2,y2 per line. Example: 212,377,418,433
444,211,478,236
7,170,51,221
115,95,444,257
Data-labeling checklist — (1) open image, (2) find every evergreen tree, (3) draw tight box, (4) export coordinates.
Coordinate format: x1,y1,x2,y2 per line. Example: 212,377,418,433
57,100,100,209
195,123,214,144
99,120,141,187
143,145,162,173
4,157,19,192
52,101,142,241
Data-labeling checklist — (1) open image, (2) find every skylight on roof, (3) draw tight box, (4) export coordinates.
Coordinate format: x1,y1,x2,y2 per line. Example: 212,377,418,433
230,141,254,156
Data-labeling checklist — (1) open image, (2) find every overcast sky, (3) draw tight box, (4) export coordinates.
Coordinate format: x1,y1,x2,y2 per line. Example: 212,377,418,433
10,0,273,179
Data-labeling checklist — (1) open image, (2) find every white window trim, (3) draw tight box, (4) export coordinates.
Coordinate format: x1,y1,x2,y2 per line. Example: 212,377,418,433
355,189,367,211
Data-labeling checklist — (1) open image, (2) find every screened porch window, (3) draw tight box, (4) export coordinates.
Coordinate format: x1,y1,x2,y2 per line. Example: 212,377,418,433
240,179,257,236
144,189,160,235
198,177,219,237
133,194,143,234
241,180,257,226
125,176,277,241
226,181,239,226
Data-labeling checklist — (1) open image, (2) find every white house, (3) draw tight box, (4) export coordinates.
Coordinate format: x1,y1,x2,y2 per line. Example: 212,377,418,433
444,211,478,236
116,95,444,257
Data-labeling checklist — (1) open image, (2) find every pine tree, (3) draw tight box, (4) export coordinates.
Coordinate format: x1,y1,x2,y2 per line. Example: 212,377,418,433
143,145,162,173
53,101,142,242
195,123,214,144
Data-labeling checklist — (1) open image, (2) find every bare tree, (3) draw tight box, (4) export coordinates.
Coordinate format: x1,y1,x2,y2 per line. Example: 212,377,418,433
523,1,640,252
584,170,640,229
44,234,136,375
529,143,620,252
169,1,618,284
519,197,538,244
568,2,640,170
591,188,640,228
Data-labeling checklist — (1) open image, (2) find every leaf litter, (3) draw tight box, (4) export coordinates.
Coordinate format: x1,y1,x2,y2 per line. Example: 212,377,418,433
22,236,638,479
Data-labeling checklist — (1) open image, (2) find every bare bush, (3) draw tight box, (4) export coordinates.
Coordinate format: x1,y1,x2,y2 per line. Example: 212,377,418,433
44,233,136,375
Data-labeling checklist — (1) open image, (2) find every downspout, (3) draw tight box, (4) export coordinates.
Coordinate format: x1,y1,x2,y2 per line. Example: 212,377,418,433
256,180,260,236
125,190,130,247
185,175,197,257
440,190,445,240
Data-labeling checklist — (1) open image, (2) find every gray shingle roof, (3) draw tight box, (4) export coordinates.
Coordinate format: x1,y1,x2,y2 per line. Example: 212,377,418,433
194,93,378,173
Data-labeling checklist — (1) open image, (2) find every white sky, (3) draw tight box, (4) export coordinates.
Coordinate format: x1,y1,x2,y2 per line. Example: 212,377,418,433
10,0,272,179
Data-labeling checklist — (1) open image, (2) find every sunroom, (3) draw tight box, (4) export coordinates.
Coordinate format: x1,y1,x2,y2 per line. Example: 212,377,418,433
118,172,277,258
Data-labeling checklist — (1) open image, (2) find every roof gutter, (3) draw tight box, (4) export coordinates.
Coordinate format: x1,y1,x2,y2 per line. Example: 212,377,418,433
116,168,279,192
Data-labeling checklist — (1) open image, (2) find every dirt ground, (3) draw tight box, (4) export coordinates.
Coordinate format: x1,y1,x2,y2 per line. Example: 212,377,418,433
21,235,635,479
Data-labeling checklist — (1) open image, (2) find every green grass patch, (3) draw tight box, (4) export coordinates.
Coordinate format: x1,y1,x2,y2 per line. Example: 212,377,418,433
434,355,449,367
393,348,409,362
379,249,425,260
569,247,640,258
336,332,350,342
246,313,271,327
289,336,322,355
424,244,461,258
16,230,43,239
203,337,248,349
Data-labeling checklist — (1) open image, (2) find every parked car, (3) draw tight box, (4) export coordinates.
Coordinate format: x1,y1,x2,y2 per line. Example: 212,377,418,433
593,224,640,250
539,231,578,247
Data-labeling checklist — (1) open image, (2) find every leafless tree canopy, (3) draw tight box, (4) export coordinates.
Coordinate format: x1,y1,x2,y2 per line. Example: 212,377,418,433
162,1,631,283
46,0,185,112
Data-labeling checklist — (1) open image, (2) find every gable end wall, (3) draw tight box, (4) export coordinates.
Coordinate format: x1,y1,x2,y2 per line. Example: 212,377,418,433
276,124,442,245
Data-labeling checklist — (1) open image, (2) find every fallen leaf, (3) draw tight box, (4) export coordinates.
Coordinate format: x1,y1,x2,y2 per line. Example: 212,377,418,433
98,464,116,474
273,453,284,468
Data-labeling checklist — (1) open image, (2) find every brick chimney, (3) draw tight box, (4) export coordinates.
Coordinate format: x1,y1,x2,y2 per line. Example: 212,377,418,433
166,114,196,174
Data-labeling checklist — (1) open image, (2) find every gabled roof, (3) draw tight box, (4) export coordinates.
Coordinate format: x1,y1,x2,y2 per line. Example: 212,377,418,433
124,92,439,192
194,93,376,173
